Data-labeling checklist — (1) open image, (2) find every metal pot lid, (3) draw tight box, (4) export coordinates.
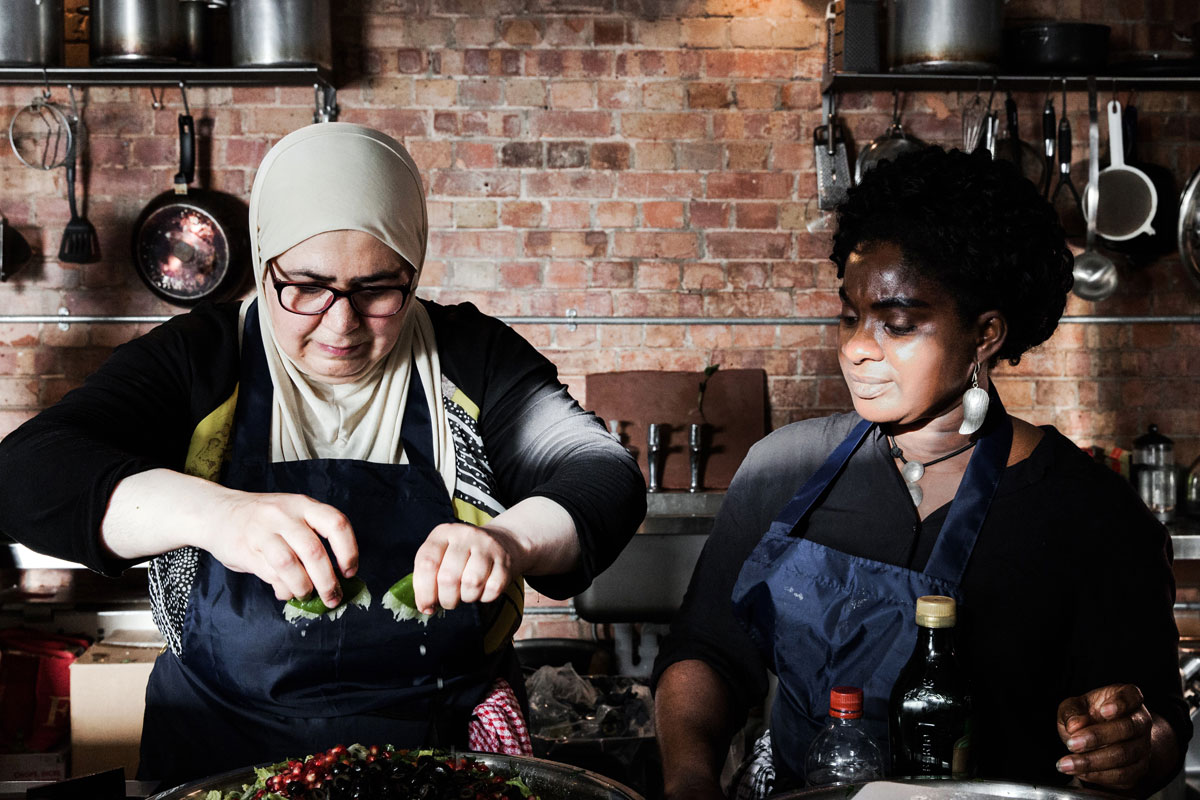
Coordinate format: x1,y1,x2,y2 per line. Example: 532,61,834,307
1177,165,1200,282
134,202,231,306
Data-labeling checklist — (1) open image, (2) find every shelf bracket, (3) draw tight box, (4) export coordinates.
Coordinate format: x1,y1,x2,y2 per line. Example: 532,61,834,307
314,83,339,123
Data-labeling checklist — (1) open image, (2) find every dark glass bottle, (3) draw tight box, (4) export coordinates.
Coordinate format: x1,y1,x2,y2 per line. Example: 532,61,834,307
888,595,973,778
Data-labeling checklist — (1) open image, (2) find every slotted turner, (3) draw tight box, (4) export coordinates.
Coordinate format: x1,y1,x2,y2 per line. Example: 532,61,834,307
57,87,99,264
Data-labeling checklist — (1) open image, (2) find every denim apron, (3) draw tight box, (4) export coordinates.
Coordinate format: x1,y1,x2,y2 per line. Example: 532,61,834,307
139,303,508,787
731,397,1011,792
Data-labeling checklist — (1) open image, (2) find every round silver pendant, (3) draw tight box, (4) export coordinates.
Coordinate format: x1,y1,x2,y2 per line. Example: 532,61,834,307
907,482,923,506
901,460,925,483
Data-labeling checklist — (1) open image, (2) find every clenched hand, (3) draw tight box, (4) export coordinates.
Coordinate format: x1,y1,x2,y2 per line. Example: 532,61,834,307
411,522,524,615
208,490,359,608
1056,683,1152,791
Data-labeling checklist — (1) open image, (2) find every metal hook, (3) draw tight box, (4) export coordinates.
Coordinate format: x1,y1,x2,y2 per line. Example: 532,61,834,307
1061,77,1068,117
178,81,190,116
149,86,164,110
891,88,901,123
41,68,51,100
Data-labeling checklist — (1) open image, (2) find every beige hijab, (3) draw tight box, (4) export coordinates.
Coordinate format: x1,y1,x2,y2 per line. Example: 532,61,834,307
246,123,455,495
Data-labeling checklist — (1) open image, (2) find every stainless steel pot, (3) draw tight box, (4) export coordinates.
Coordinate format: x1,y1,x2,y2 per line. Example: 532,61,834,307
180,0,210,65
149,752,644,800
90,0,182,65
887,0,1004,73
230,0,332,70
0,0,64,66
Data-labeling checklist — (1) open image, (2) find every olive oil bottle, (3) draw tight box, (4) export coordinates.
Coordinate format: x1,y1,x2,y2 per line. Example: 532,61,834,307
888,595,974,778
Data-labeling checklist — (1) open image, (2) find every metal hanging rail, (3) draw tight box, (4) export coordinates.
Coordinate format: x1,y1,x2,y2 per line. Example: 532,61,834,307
0,311,1198,329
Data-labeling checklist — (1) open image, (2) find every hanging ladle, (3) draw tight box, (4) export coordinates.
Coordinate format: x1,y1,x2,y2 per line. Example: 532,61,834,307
1072,79,1118,302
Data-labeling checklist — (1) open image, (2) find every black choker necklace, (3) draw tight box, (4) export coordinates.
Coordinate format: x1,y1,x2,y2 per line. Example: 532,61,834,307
887,435,978,505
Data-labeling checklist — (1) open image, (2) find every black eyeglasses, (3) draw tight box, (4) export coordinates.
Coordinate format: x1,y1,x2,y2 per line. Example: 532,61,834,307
268,261,412,318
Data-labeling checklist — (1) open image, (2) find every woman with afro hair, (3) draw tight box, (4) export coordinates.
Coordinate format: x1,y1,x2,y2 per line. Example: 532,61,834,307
653,147,1189,798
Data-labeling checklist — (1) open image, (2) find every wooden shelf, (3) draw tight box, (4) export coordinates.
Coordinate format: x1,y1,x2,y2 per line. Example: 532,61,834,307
0,65,333,88
823,71,1200,94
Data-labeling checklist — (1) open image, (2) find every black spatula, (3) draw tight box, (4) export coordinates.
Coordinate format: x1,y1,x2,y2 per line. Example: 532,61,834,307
57,119,99,264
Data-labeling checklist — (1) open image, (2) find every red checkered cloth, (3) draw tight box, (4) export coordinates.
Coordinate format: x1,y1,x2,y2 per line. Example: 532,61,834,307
467,678,533,755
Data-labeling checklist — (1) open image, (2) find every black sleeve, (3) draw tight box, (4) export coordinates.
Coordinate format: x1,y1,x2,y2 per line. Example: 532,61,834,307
1063,450,1193,762
0,304,240,576
431,302,646,599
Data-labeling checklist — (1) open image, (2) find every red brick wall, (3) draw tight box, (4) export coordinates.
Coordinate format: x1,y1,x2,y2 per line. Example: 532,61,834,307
1,0,1199,475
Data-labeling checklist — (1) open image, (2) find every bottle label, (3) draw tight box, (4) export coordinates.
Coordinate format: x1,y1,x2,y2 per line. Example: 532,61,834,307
951,730,971,778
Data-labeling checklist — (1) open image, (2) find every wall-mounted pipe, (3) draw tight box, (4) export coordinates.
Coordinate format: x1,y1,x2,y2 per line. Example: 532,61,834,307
0,312,1197,327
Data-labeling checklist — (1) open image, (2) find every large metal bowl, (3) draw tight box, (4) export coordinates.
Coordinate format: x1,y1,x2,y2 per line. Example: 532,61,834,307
148,751,645,800
774,778,1118,800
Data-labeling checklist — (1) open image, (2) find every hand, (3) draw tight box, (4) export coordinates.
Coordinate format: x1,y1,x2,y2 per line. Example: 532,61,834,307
411,522,524,615
207,489,358,608
1056,683,1153,790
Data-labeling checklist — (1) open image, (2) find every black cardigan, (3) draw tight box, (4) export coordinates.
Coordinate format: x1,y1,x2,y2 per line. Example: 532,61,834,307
0,299,645,601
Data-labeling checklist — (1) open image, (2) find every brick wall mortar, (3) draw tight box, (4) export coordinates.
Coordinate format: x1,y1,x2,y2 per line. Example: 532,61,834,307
2,0,1199,474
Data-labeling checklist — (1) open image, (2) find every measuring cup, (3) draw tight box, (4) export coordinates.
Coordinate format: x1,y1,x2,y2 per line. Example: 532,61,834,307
1083,99,1158,241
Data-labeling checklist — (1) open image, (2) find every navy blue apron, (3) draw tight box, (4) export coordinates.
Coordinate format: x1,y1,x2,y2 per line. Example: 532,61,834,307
731,395,1012,792
139,303,510,787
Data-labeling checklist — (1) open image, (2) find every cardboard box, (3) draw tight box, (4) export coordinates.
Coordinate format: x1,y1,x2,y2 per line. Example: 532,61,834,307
0,745,68,782
68,632,162,779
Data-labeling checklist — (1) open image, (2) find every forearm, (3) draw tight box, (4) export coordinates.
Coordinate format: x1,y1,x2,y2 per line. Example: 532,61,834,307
656,659,741,800
101,468,239,560
484,496,580,577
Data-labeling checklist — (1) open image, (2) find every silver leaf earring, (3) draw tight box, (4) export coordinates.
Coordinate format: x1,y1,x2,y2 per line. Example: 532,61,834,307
959,363,989,435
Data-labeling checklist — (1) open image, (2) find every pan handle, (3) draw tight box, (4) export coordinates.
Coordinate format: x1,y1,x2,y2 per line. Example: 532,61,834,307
1005,92,1019,141
174,114,195,194
1041,98,1055,198
1057,116,1072,175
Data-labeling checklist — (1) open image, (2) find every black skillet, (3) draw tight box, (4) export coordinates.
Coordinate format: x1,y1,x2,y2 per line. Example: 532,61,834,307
131,111,249,307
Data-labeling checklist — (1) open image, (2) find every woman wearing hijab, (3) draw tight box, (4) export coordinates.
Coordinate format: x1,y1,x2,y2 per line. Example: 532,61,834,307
0,123,645,787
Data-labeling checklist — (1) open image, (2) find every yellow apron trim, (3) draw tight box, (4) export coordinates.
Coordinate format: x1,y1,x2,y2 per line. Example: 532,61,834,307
452,497,494,527
451,496,522,653
451,388,480,421
183,386,239,482
483,580,525,654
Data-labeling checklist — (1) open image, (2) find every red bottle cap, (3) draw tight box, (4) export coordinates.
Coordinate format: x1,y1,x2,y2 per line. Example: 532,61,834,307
829,686,863,719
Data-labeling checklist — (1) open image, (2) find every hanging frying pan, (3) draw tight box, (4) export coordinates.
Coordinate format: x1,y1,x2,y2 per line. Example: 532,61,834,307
131,108,248,306
1178,166,1200,285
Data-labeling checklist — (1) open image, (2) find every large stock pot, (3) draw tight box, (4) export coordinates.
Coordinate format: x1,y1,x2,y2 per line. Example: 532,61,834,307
887,0,1004,73
0,0,64,66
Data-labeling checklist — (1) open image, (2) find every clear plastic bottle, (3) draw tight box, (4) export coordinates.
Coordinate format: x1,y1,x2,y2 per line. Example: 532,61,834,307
804,686,885,786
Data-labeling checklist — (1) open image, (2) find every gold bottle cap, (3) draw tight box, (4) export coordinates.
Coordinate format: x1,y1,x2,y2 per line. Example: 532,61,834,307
915,595,957,628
